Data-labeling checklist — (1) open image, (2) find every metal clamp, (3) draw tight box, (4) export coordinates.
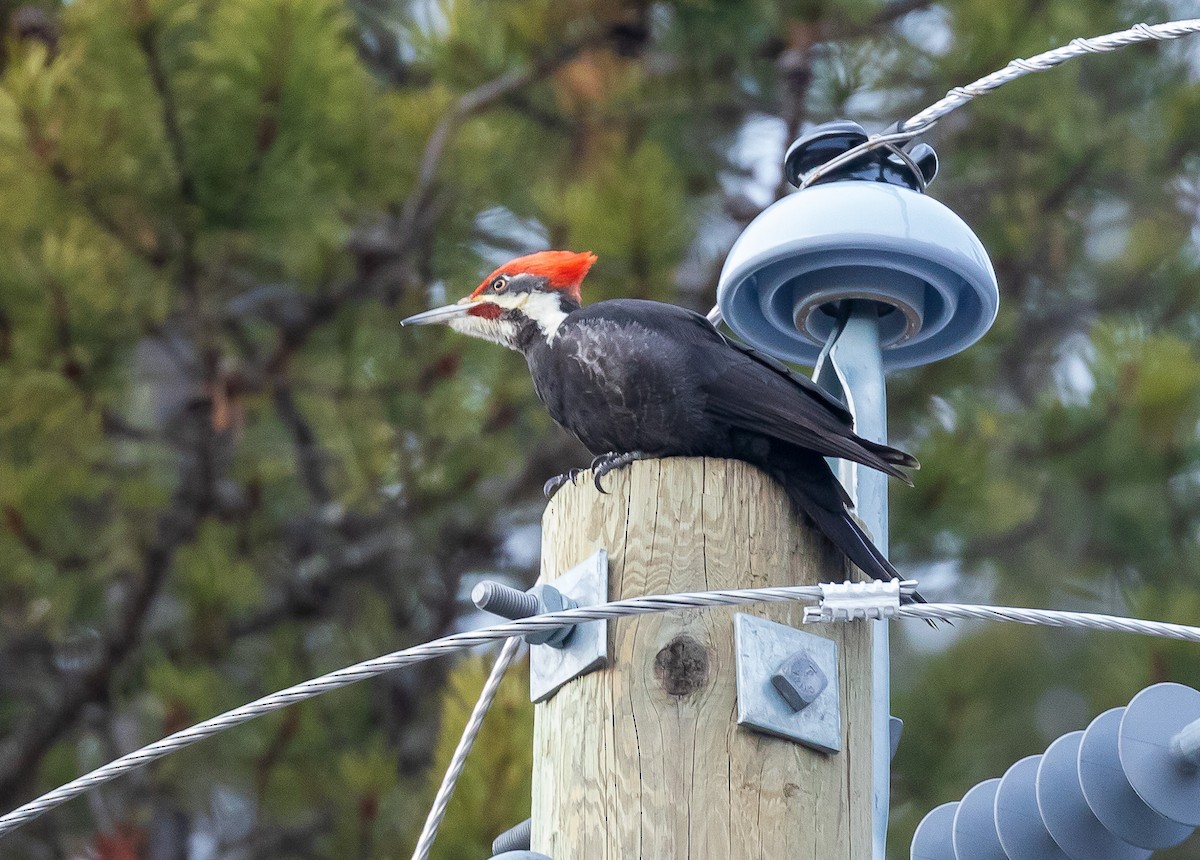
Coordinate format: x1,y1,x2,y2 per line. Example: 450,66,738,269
802,578,915,624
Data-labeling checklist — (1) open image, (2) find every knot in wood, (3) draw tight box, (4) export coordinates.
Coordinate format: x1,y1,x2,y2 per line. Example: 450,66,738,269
653,634,710,697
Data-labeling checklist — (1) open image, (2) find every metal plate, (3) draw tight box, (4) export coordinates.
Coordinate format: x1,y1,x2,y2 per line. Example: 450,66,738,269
995,755,1073,860
529,549,609,704
734,613,840,753
952,778,1007,860
1120,683,1200,827
911,802,958,860
1079,708,1192,849
1037,731,1151,860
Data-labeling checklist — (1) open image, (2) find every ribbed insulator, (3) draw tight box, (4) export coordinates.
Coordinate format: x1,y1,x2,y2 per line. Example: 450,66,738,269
911,683,1200,859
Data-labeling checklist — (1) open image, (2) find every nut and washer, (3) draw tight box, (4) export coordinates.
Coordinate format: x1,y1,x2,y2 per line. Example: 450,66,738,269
471,581,579,648
771,652,828,712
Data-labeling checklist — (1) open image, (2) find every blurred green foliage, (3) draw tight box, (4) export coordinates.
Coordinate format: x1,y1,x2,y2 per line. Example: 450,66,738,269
417,655,534,858
0,0,1197,857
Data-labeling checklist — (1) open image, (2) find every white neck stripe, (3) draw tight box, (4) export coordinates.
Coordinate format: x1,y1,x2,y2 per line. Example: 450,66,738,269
517,291,570,344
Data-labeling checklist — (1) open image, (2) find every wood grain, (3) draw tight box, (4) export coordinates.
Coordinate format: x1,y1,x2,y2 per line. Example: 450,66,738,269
531,457,873,859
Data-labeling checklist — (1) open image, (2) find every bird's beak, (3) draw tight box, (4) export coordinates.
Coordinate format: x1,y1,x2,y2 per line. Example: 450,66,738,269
400,299,473,327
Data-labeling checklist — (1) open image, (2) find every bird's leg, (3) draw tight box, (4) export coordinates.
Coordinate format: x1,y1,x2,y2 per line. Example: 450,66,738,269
543,468,584,500
590,451,648,494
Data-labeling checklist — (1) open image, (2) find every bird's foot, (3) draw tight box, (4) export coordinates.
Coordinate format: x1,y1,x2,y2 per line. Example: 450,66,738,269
590,451,647,494
543,468,584,500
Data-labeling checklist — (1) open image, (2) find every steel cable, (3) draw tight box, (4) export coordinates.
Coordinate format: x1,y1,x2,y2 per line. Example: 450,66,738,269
0,583,825,838
409,634,525,860
705,17,1200,324
5,582,1200,839
898,603,1200,641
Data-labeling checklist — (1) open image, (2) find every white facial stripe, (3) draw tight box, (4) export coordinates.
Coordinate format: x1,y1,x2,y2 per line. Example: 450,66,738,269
515,291,569,343
448,313,519,349
447,290,570,350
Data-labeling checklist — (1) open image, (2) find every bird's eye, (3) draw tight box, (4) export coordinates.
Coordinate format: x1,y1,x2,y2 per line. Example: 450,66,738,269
491,276,508,293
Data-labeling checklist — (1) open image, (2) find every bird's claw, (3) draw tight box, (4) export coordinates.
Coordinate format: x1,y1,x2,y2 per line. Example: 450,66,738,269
590,451,645,494
543,468,583,500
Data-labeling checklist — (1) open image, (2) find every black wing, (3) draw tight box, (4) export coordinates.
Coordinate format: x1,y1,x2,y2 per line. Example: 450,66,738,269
574,299,917,480
700,333,917,482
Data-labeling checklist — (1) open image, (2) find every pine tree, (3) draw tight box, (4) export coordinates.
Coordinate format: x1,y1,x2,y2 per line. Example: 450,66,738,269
0,0,1196,857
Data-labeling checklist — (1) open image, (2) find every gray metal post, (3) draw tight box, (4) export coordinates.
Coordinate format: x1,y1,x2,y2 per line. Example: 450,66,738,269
815,301,890,860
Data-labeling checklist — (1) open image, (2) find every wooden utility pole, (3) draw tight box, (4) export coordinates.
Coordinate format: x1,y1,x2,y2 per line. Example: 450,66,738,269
531,456,873,858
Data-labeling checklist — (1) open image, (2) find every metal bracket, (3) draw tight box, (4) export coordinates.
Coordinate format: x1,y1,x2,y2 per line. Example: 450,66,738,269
814,302,892,860
529,549,609,703
812,306,857,494
890,716,903,761
734,613,841,753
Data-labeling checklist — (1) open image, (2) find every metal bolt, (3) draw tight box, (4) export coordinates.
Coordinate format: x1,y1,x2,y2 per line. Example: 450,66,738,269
471,581,578,648
492,818,532,854
1171,717,1200,769
771,651,828,712
472,581,541,619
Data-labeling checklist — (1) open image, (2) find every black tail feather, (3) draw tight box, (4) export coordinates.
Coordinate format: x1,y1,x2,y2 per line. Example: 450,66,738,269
865,440,920,471
778,461,935,622
798,497,902,586
856,439,919,486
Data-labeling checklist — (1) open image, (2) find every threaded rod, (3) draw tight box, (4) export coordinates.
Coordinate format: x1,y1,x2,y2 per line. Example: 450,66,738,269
1172,717,1200,769
492,818,532,854
473,581,541,619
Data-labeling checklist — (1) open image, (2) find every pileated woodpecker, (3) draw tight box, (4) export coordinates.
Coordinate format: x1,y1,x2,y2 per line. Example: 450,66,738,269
402,250,917,586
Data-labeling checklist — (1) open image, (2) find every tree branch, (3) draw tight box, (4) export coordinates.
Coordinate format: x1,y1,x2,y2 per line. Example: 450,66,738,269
272,377,332,506
19,108,167,267
136,26,195,207
821,0,936,42
0,419,212,808
136,19,205,326
401,39,595,230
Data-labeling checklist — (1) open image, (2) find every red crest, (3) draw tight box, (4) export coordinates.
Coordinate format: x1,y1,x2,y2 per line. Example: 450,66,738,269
471,250,597,305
